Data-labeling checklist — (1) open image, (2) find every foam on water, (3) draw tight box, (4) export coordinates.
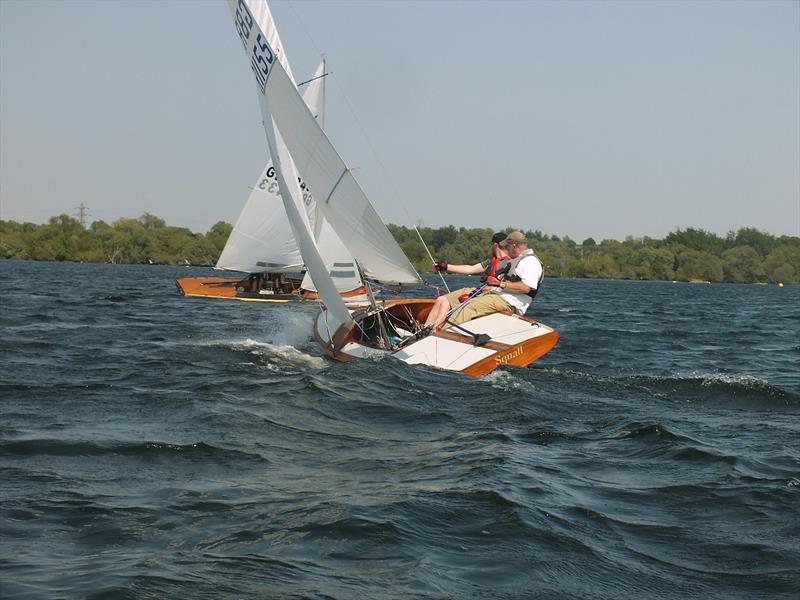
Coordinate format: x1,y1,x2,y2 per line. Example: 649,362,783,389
232,338,327,371
484,369,534,392
684,371,776,389
260,310,317,347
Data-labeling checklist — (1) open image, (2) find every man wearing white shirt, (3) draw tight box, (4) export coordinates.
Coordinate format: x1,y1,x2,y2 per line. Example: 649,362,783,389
443,231,544,330
485,231,544,314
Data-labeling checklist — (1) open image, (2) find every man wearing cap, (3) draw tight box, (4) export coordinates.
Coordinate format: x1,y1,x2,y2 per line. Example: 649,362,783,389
422,232,510,331
425,231,544,332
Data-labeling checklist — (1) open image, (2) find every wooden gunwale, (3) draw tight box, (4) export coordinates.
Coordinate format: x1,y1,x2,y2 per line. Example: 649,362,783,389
434,329,510,352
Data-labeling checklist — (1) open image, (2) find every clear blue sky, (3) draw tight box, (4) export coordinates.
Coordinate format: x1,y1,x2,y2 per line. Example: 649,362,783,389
1,0,798,241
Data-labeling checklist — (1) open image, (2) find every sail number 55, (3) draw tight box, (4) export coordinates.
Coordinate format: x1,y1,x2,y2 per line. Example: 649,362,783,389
234,0,274,93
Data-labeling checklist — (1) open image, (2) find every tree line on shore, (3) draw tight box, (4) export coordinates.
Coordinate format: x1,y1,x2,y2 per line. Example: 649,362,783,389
1,213,797,284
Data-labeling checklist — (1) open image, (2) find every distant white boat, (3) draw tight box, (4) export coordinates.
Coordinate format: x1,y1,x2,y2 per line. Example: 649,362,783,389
177,14,364,304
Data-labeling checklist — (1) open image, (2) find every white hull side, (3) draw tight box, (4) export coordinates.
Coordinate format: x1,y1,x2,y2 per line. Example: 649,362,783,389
314,309,557,376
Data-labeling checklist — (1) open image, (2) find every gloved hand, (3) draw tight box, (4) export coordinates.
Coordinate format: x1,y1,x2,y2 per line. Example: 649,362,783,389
483,275,501,287
434,260,448,273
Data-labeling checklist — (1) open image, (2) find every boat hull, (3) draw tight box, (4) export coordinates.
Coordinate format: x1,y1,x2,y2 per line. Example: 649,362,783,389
175,277,367,304
314,298,558,377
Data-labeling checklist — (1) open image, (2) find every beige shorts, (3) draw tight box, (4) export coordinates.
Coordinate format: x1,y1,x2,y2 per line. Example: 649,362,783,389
444,292,513,328
444,287,477,309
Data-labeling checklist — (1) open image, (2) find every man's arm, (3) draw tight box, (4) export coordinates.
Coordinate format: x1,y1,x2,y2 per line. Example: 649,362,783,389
483,276,532,295
446,262,486,276
500,280,533,294
434,261,486,276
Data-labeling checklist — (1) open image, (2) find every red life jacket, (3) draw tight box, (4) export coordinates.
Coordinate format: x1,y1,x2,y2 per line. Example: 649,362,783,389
457,257,506,302
484,256,503,278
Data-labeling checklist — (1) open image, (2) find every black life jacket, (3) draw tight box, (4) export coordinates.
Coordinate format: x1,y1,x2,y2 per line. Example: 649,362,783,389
495,250,544,299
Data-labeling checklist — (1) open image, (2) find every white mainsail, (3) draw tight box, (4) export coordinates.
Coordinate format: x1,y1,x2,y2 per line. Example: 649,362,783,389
228,0,421,289
214,160,303,273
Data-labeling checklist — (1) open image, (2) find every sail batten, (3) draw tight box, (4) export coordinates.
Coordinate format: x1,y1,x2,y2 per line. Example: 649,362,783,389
324,169,349,205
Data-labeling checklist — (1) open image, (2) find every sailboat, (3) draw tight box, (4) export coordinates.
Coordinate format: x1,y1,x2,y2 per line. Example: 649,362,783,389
228,0,558,377
176,53,365,303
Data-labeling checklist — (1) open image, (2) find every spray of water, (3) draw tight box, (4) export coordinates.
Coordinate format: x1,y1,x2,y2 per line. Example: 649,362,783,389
198,310,328,371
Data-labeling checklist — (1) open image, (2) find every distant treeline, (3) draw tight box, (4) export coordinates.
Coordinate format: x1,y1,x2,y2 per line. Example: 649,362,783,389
0,214,232,267
395,225,799,284
1,214,798,284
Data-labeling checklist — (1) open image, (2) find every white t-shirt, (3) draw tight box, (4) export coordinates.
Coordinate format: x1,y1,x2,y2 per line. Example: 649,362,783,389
492,254,543,315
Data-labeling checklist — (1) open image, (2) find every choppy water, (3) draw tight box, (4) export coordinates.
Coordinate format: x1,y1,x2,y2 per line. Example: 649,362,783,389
1,260,798,599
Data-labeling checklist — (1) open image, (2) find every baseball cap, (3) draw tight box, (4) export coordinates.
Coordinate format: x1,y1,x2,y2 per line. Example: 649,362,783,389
499,231,527,247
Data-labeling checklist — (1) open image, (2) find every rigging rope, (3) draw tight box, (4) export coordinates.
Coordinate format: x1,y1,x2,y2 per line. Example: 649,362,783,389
415,225,450,293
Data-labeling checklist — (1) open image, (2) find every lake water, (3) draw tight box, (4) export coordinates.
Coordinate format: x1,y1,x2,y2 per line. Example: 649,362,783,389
1,260,798,599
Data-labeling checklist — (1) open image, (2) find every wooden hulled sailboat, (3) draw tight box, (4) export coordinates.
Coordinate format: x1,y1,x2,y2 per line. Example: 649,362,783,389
228,0,558,376
176,50,365,303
